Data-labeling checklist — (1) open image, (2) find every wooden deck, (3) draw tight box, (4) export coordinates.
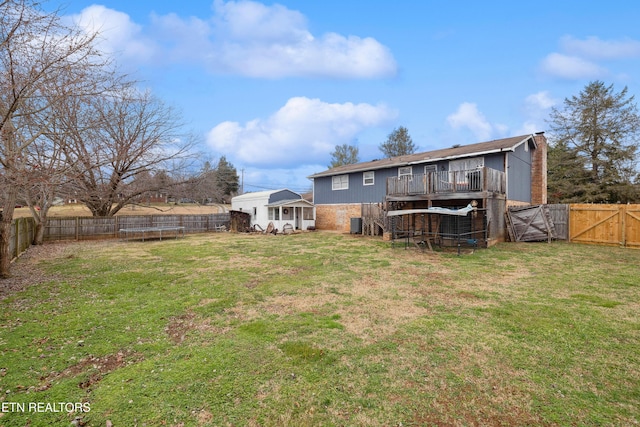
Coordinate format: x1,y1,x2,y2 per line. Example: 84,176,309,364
386,167,506,201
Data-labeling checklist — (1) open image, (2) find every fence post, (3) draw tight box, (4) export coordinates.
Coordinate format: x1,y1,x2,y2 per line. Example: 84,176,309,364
75,217,80,241
13,219,19,259
621,205,626,247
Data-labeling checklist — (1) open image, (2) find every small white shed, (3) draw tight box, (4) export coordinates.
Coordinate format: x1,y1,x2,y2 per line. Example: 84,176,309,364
231,189,315,231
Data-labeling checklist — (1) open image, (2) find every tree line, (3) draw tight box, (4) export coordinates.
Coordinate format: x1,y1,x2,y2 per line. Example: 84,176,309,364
0,0,237,278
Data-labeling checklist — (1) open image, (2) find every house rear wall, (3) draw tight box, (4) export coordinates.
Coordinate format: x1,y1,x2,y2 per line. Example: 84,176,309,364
313,169,395,205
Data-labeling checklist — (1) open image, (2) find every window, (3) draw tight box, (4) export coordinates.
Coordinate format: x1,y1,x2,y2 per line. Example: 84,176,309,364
363,171,375,186
332,175,349,190
449,157,484,172
424,165,437,174
268,207,280,220
398,166,412,177
303,207,314,220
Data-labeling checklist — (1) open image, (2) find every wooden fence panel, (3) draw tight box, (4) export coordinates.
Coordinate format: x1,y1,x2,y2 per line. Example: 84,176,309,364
569,204,640,247
9,217,36,260
44,213,230,241
546,204,569,240
625,206,640,248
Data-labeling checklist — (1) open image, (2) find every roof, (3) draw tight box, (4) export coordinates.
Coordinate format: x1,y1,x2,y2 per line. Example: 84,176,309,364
265,199,314,208
308,134,538,179
232,188,300,201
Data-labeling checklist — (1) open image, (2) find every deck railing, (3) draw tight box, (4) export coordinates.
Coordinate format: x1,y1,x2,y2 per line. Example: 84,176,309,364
387,167,506,197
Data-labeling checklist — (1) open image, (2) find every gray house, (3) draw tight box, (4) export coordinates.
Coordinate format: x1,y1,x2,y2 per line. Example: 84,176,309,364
308,133,548,245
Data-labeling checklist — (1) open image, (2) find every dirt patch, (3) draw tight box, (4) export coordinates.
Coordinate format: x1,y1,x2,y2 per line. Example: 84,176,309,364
165,312,198,344
165,311,231,343
34,349,143,392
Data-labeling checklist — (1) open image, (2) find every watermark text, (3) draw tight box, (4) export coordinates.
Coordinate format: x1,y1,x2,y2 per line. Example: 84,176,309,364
1,402,90,413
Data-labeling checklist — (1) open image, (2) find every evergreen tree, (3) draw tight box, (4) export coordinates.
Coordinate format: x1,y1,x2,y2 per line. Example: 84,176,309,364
216,156,239,197
329,144,359,168
547,141,595,203
379,126,416,158
548,81,640,203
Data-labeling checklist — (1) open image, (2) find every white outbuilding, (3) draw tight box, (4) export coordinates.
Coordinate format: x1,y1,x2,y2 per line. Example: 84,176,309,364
231,189,315,232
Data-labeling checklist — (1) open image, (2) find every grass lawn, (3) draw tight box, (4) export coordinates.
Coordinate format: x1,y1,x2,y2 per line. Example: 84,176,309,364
0,232,638,426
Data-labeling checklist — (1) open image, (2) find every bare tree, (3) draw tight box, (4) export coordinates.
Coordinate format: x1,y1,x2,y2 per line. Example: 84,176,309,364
17,62,121,244
0,0,105,277
62,87,197,216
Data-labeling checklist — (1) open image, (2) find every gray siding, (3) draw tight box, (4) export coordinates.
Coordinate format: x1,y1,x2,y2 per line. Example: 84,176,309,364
484,154,505,172
506,143,532,202
313,169,396,204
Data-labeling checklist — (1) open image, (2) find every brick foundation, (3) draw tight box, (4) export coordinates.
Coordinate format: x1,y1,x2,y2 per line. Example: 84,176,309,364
315,204,362,232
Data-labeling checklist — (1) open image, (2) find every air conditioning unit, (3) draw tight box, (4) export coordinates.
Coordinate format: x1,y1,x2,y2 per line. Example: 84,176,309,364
350,217,362,234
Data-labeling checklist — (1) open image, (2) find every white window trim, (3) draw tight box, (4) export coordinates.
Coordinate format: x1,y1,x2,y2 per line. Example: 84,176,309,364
398,166,412,177
332,174,349,191
449,157,484,172
363,171,375,186
268,207,280,220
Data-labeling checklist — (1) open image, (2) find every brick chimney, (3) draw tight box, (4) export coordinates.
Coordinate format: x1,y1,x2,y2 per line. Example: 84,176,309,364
531,132,548,204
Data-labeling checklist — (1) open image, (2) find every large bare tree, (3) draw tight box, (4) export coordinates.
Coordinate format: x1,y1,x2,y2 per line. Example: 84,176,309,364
62,86,196,216
0,0,105,277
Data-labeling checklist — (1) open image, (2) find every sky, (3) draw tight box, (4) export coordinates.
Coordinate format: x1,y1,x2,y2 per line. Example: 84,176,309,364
51,0,640,193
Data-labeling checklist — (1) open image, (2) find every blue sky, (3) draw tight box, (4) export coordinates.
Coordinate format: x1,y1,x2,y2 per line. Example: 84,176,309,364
53,0,640,193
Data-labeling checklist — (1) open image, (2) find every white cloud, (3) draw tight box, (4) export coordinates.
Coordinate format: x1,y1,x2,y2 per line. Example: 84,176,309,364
514,121,543,137
539,53,607,80
516,91,558,135
446,103,495,141
207,0,397,78
69,1,397,79
212,0,309,43
525,91,557,111
69,5,157,61
209,31,397,78
560,35,640,60
539,35,640,80
206,97,397,167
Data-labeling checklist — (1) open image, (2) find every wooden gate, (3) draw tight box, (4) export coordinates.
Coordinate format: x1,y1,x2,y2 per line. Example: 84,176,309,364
506,205,556,242
570,204,640,247
625,205,640,248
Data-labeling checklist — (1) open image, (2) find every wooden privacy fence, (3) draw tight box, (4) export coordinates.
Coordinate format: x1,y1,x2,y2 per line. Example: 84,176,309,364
7,213,230,261
569,204,640,248
8,217,36,261
44,213,230,241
